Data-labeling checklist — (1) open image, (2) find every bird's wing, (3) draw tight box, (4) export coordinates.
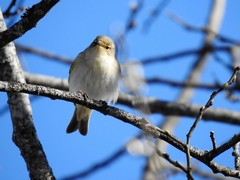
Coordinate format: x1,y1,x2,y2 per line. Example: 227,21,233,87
69,52,85,74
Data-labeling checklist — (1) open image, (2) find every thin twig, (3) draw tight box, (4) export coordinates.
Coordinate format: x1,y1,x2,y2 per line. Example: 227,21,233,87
142,0,171,32
4,6,26,18
155,149,194,180
162,164,227,180
210,131,217,150
3,0,17,17
146,77,222,90
187,66,240,140
206,133,240,160
125,0,144,32
166,11,240,46
16,43,73,64
140,46,230,65
186,66,240,178
61,148,126,180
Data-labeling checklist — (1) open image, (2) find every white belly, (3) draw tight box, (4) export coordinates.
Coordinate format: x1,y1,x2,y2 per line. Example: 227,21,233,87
69,55,119,103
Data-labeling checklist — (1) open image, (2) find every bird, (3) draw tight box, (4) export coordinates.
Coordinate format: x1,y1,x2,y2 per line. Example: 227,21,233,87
66,35,121,136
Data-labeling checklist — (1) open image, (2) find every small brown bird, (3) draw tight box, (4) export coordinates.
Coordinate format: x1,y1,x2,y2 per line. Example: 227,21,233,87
66,35,121,135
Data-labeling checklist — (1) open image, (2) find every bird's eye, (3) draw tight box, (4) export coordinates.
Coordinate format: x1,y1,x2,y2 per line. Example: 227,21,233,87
105,46,110,50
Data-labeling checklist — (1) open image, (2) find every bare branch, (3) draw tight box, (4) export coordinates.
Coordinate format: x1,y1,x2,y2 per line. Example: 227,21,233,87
166,11,240,46
142,0,171,32
0,0,59,48
16,43,231,67
0,80,239,178
186,66,240,149
23,72,240,125
210,131,217,150
0,80,162,137
24,72,69,90
155,149,194,180
186,65,239,176
3,0,17,17
183,0,227,177
206,133,240,160
62,148,126,180
118,93,240,125
125,0,144,32
0,11,55,179
140,46,230,65
146,76,239,90
161,164,228,180
16,43,73,64
4,6,26,18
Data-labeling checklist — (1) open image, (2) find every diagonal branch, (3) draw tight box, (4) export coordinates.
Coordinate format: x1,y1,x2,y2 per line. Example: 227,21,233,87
206,133,240,160
62,148,126,180
0,80,239,178
16,43,73,64
3,0,17,17
0,0,59,48
187,66,240,139
186,66,240,165
184,0,227,178
22,72,240,125
166,11,240,46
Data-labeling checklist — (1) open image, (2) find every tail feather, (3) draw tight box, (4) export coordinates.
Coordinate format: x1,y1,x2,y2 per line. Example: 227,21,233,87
78,119,88,136
66,105,92,135
66,109,78,133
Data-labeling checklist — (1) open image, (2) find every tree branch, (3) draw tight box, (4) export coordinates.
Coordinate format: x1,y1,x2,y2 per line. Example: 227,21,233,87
145,76,240,91
0,11,55,179
166,11,240,46
140,46,230,65
3,0,17,18
0,80,239,178
16,43,73,64
61,148,126,180
22,72,240,125
0,0,59,48
206,133,240,161
118,93,240,125
185,0,227,177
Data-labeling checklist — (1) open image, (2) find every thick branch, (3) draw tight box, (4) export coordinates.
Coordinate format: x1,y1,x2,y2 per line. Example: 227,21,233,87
0,12,55,179
0,80,239,178
118,93,240,125
23,72,240,125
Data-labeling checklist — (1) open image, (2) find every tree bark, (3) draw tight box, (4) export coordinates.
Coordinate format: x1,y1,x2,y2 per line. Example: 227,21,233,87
0,11,55,180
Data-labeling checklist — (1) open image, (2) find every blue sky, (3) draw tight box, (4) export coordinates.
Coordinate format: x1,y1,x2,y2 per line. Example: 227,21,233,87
1,0,240,180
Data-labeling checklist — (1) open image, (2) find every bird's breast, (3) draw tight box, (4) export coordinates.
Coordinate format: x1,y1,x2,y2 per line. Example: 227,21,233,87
69,54,119,102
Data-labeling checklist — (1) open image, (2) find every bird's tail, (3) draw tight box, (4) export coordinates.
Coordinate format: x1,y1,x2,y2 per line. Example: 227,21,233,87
66,105,92,136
